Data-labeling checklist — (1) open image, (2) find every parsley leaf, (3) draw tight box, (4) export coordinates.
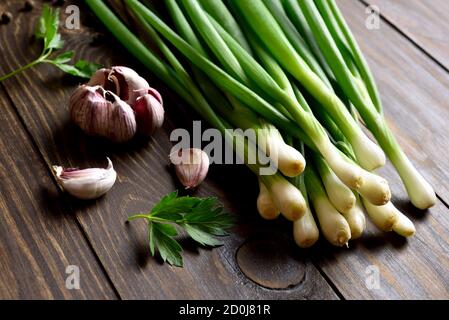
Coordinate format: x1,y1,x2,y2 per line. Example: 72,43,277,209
51,59,102,79
129,191,235,267
52,51,74,64
73,60,103,78
35,4,63,51
182,224,222,247
0,5,100,82
152,223,183,267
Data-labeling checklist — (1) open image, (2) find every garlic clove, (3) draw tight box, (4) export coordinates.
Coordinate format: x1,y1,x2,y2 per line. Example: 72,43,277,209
53,158,117,200
148,87,163,105
87,68,111,89
69,85,137,143
170,148,210,189
88,66,150,106
132,88,164,136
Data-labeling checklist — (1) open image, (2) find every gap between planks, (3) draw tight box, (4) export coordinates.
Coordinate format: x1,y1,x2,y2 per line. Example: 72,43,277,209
311,262,346,300
359,0,449,76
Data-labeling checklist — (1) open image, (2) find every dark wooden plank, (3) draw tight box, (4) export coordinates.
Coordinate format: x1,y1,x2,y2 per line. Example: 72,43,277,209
365,0,449,70
308,0,449,299
0,0,338,299
0,87,117,299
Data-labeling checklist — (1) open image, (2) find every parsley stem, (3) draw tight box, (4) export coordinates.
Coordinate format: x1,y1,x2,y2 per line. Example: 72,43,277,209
0,51,52,82
128,214,183,224
127,214,150,221
150,216,176,223
0,60,41,82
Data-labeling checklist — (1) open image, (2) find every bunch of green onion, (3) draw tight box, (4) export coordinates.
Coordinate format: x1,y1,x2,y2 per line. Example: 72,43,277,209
86,0,434,246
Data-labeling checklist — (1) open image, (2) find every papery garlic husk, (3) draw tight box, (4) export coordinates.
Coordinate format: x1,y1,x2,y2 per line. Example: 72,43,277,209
132,88,164,136
70,85,137,143
88,66,150,106
170,148,209,189
53,158,117,200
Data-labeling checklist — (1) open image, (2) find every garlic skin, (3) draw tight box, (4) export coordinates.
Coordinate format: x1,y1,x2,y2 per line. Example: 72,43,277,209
132,88,164,136
70,85,137,143
88,66,150,106
53,158,117,200
170,148,210,189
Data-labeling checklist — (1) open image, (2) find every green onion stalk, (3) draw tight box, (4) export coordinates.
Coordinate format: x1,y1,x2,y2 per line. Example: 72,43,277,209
157,0,313,178
257,178,281,220
307,150,367,241
164,0,305,178
85,0,307,222
261,0,332,89
298,0,436,209
304,164,351,247
202,1,389,204
181,1,389,201
288,139,319,248
162,1,306,219
392,210,416,237
312,153,356,214
342,194,366,240
123,1,304,142
231,0,386,172
198,0,252,53
209,0,368,189
123,0,378,193
283,0,335,83
311,79,414,238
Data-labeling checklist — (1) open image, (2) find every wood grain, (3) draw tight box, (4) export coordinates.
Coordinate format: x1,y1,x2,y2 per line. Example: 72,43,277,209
0,0,338,299
0,87,117,299
309,0,449,299
1,0,448,300
364,0,449,70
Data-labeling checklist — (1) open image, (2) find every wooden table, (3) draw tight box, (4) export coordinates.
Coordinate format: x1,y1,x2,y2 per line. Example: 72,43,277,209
0,0,448,300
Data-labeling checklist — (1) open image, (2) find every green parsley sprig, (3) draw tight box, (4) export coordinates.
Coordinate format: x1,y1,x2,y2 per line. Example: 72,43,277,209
0,5,100,82
128,191,235,267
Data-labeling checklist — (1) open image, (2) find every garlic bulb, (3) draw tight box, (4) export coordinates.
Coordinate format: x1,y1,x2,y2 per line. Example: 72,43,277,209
53,158,117,200
170,148,210,189
70,85,137,143
70,66,164,142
